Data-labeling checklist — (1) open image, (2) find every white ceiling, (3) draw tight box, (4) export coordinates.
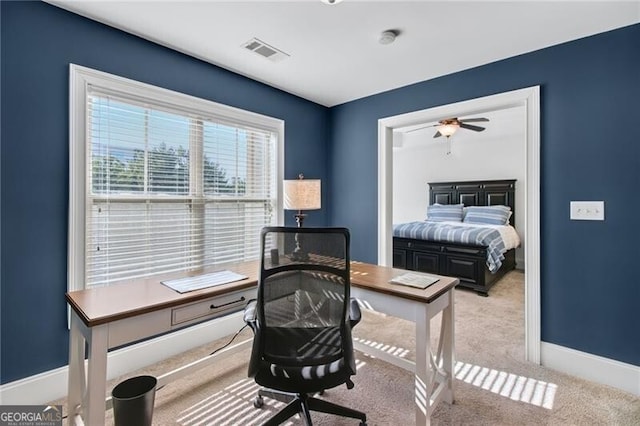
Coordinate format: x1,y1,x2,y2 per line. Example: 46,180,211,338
47,0,639,107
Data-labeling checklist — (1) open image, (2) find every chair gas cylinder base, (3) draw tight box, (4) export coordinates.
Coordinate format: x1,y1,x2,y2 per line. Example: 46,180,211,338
252,386,367,426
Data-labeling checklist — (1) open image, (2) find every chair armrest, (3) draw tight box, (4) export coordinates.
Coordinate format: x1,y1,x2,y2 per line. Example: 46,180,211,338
244,299,258,332
349,298,361,328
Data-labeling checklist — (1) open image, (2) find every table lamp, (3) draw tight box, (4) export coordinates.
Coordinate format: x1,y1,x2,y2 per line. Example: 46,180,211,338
283,174,321,260
283,174,321,227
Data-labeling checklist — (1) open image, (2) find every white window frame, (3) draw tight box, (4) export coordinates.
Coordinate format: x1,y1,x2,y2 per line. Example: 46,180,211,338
68,64,284,292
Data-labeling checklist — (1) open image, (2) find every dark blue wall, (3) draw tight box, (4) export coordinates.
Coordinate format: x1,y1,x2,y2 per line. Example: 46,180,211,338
329,24,640,366
2,2,638,385
0,2,329,384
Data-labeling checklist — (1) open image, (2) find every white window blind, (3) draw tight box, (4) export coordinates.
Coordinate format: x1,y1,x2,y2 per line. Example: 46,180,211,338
70,65,282,289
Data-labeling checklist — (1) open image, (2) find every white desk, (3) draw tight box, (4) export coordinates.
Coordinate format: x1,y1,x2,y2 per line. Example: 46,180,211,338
66,260,457,425
349,261,457,425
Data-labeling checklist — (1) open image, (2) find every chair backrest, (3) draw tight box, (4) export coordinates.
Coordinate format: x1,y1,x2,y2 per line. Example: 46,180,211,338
255,226,353,370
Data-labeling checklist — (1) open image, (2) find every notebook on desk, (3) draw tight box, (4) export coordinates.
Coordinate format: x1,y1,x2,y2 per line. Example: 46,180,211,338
389,272,439,289
162,270,248,293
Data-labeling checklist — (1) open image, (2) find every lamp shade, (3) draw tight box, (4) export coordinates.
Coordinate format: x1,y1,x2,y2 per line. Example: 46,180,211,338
283,179,321,210
437,123,459,137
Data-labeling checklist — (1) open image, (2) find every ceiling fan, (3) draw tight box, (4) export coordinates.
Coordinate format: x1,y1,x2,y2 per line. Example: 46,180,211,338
407,117,490,138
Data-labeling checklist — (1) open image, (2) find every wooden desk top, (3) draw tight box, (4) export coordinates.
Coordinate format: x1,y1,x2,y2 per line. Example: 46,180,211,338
66,260,458,327
66,261,261,327
349,261,458,304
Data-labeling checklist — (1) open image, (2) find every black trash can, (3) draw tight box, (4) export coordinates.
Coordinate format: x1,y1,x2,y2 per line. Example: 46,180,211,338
111,375,157,426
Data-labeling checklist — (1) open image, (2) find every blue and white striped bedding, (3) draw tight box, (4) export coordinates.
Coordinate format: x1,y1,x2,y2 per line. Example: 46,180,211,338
393,221,510,272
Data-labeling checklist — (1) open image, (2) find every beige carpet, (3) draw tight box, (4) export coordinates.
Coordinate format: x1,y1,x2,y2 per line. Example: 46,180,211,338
56,271,640,425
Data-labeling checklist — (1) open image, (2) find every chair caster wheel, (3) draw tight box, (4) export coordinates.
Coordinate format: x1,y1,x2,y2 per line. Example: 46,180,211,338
253,396,264,408
359,422,367,426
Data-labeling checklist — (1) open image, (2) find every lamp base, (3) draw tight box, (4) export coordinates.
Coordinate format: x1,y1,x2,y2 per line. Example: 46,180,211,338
291,247,309,262
291,216,308,261
294,213,306,228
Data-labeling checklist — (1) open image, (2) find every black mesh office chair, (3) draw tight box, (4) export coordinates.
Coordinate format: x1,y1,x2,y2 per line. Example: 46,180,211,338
243,227,367,426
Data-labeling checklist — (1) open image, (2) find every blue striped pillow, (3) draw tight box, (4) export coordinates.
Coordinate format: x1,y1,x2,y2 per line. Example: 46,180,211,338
463,205,512,225
426,204,464,222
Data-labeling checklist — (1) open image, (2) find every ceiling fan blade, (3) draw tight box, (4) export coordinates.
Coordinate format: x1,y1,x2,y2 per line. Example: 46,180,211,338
459,123,486,132
460,117,489,123
433,131,442,138
405,123,437,134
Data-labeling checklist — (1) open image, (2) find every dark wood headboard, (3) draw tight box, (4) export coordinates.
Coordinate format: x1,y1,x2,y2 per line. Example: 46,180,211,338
428,179,516,226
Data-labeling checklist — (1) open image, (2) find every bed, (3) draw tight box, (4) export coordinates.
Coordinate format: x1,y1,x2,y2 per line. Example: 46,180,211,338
392,179,519,296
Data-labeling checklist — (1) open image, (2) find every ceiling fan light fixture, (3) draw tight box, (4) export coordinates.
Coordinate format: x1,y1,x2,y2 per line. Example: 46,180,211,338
437,123,459,137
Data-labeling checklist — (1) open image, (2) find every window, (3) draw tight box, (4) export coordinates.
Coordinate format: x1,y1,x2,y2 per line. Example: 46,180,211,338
69,65,283,290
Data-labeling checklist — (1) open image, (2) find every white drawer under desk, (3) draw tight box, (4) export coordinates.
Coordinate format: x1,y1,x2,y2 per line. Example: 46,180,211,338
105,287,256,348
171,288,254,327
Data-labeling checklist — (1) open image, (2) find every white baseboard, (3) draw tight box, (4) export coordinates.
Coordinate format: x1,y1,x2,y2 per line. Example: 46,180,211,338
541,341,640,396
0,312,245,405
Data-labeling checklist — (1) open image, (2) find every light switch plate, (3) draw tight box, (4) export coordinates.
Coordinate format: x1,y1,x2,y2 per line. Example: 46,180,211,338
570,201,604,221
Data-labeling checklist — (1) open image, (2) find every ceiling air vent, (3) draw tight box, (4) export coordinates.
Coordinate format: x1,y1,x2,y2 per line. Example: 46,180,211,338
243,38,289,62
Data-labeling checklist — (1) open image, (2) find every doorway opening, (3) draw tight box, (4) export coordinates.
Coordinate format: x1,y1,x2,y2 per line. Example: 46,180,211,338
377,86,540,363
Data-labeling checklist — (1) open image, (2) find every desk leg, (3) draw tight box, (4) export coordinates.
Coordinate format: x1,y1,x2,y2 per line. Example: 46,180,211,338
67,312,85,425
415,303,431,426
67,314,108,426
442,290,455,404
415,289,456,425
84,324,109,426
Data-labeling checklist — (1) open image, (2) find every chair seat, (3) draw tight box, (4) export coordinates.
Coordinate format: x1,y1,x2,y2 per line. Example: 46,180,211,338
254,357,350,393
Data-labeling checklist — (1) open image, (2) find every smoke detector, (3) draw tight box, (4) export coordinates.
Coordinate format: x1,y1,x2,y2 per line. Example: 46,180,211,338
321,0,343,4
379,30,399,45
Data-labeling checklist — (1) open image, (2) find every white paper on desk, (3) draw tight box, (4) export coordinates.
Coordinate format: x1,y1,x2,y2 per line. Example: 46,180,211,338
389,272,439,289
162,270,248,293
